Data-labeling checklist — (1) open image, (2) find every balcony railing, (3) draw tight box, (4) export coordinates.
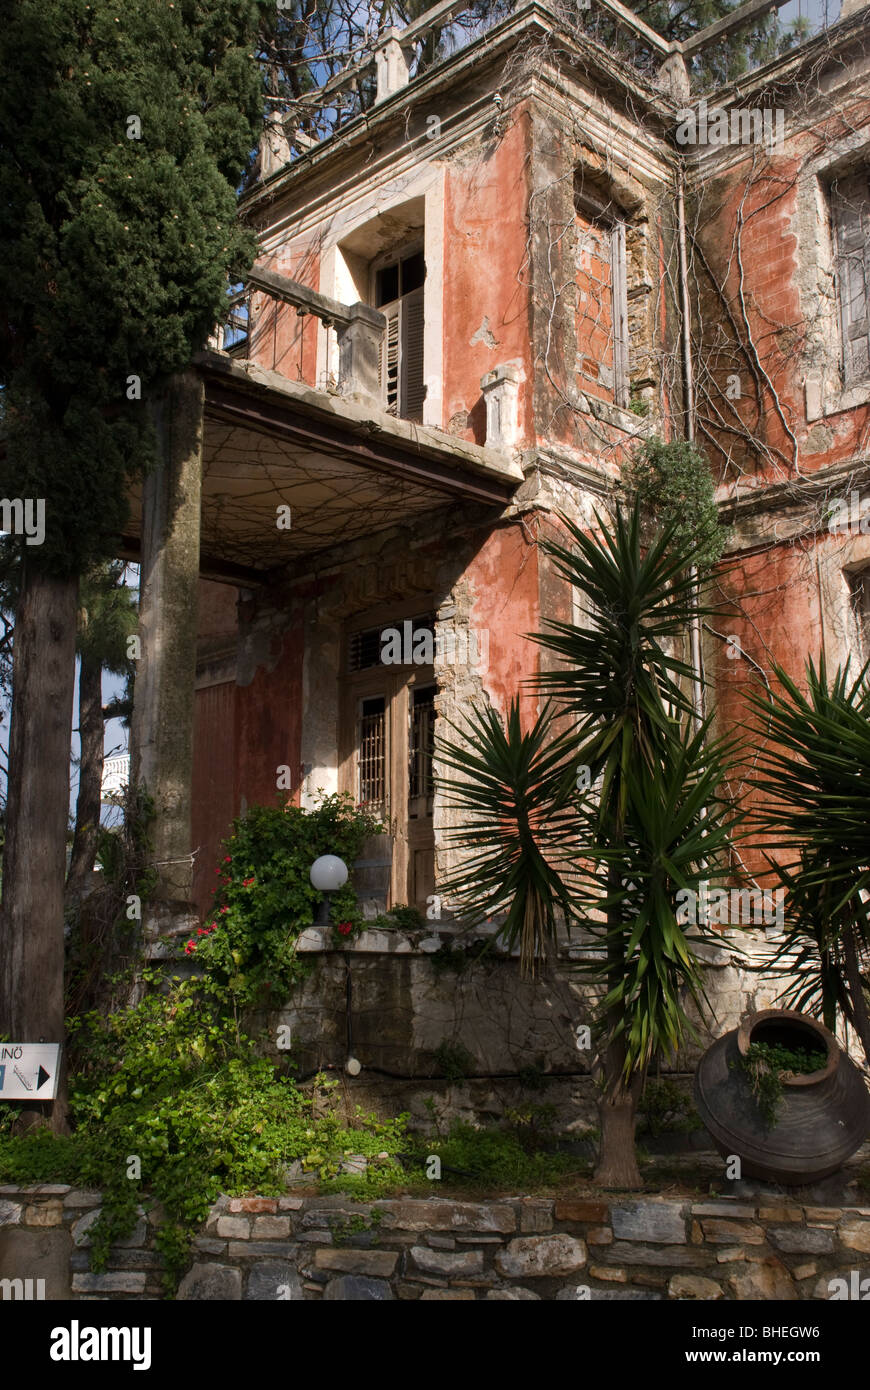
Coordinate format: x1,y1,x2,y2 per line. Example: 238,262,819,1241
264,0,830,160
210,264,387,403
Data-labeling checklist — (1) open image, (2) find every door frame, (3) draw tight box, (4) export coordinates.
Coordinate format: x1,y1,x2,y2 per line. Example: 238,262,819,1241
339,600,437,908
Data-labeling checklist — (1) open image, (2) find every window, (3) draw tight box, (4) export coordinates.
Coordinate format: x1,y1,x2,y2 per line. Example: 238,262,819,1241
849,568,870,657
831,170,870,387
575,189,629,409
372,245,426,421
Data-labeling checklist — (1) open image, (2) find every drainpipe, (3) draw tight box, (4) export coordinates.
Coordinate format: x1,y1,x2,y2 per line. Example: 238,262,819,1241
677,166,705,730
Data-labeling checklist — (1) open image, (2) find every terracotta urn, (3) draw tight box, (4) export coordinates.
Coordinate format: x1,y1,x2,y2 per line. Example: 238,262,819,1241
693,1008,870,1184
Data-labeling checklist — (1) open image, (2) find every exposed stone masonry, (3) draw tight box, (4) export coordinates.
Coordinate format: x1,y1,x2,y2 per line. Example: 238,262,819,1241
2,1186,869,1302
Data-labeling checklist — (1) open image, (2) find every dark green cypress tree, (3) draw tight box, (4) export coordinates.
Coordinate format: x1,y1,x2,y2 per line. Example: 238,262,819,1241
0,0,267,1125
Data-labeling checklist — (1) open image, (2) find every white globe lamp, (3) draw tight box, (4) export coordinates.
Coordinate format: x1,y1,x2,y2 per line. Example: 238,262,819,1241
309,855,349,891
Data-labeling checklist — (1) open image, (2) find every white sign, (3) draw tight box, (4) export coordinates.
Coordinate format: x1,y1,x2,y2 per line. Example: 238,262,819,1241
0,1044,61,1100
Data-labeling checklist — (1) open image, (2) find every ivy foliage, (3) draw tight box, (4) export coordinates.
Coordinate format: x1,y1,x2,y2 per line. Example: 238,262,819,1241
189,793,386,1008
0,0,267,574
1,975,410,1293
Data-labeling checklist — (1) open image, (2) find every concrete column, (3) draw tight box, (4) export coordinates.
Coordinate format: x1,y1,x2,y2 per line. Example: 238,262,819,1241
131,371,203,945
259,116,293,179
481,364,521,448
656,52,691,104
375,30,412,103
337,303,386,402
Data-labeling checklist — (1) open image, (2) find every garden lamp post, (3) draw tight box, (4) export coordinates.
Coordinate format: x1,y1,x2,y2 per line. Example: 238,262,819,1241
310,853,348,925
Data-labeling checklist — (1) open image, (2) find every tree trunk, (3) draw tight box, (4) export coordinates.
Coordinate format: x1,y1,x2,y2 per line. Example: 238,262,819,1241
843,922,870,1066
593,863,644,1189
0,566,78,1133
66,648,104,904
594,1044,644,1189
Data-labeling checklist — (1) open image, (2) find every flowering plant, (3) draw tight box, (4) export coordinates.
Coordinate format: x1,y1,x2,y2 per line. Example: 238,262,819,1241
191,793,385,1008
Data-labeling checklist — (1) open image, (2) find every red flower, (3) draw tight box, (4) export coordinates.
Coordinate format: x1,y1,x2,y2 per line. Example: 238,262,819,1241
337,922,353,936
242,876,255,887
184,940,196,956
224,855,232,863
197,927,207,936
220,906,229,915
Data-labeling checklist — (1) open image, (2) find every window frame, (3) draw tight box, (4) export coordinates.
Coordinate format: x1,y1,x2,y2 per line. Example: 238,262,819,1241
369,239,427,422
829,168,870,390
574,188,631,411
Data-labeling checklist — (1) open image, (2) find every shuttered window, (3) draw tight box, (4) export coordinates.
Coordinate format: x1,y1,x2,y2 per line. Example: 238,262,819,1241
380,303,401,414
375,247,426,421
400,287,426,420
849,569,870,657
831,170,870,387
575,190,630,409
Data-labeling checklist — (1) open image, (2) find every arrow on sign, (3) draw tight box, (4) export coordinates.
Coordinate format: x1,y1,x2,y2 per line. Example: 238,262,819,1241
36,1066,50,1090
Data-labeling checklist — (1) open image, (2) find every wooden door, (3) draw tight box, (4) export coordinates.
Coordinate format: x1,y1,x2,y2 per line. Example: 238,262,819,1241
340,622,436,912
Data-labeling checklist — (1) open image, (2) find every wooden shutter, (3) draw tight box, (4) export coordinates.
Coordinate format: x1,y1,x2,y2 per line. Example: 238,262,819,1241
611,221,630,408
400,287,426,422
832,171,870,386
379,301,400,414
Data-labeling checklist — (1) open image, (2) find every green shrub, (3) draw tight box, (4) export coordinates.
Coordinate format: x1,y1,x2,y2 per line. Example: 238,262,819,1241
190,793,385,1008
638,1078,703,1137
0,977,410,1294
621,437,726,574
410,1120,574,1188
434,1040,474,1082
732,1041,826,1129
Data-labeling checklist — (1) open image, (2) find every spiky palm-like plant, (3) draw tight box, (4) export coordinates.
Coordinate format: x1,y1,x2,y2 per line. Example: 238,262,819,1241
435,700,580,977
748,655,870,1063
436,503,740,1187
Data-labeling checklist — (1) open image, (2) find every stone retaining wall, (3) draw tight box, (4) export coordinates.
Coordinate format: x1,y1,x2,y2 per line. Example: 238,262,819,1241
3,1186,870,1301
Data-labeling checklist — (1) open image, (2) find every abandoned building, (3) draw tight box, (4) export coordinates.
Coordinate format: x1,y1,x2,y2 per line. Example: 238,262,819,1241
122,0,870,1127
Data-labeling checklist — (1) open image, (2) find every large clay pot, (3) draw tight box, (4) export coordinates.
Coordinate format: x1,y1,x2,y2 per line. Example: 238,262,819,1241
693,1008,870,1185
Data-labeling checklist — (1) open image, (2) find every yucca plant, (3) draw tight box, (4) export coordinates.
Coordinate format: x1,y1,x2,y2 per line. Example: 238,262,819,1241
436,502,741,1187
435,700,580,976
748,655,870,1063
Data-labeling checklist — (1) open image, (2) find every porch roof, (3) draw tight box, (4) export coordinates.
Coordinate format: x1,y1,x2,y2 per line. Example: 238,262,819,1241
122,352,523,584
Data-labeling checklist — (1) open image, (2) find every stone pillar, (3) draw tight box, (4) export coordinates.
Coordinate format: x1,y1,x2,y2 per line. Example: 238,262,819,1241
337,304,386,403
656,52,691,105
131,371,203,949
375,30,412,103
259,116,293,179
481,364,521,448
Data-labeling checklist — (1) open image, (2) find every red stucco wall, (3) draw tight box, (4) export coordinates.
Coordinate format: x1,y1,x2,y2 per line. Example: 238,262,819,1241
442,115,532,445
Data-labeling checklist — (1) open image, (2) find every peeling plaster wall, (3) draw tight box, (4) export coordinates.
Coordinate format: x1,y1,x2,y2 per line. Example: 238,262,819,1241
184,22,870,1104
524,82,677,466
696,71,870,891
190,588,304,918
694,82,870,482
442,113,532,444
248,240,322,385
192,682,237,916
